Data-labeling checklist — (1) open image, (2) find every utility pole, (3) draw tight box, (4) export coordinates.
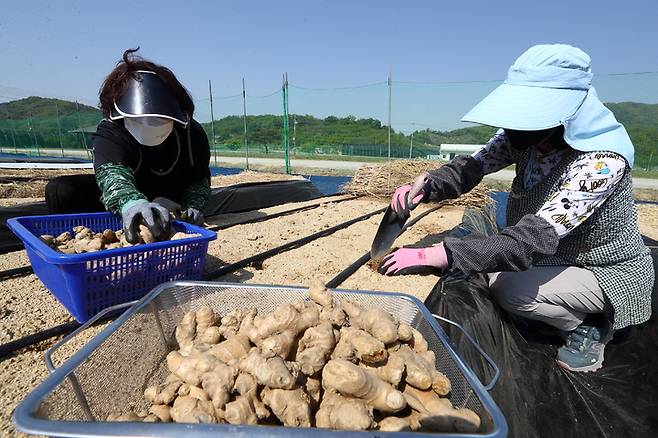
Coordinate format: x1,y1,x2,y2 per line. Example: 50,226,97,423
387,67,392,160
282,72,290,174
242,78,249,170
55,101,64,157
209,80,217,166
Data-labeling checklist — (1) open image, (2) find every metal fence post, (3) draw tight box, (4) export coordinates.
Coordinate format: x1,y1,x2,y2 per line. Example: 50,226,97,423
387,67,392,161
282,73,290,174
409,122,414,159
242,78,249,170
208,80,217,167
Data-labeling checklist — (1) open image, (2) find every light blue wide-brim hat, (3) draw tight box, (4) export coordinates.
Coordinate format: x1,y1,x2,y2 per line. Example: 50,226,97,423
462,44,591,130
462,44,636,166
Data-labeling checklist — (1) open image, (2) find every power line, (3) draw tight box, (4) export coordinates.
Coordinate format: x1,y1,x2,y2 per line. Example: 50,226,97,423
246,89,281,98
289,81,386,91
393,70,658,86
2,69,657,105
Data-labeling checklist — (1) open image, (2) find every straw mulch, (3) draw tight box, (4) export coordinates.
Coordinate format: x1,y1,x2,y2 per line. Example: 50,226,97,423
342,159,491,207
0,169,93,198
0,180,49,198
0,169,92,179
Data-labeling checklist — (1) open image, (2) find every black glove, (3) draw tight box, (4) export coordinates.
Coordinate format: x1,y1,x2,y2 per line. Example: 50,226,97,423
181,207,204,225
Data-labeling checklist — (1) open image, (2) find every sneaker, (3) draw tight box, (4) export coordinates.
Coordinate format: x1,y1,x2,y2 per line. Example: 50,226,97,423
556,324,612,372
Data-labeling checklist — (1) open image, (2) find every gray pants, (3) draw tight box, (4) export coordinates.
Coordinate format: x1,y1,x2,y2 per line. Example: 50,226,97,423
488,266,606,332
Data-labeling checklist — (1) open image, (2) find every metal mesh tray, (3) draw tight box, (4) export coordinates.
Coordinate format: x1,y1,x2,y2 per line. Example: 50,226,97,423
14,281,507,437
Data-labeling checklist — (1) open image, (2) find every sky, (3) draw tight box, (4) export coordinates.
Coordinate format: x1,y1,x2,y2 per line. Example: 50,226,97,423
2,0,658,131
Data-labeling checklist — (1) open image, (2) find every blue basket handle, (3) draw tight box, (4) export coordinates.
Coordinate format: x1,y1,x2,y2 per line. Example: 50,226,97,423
432,313,500,391
45,301,138,373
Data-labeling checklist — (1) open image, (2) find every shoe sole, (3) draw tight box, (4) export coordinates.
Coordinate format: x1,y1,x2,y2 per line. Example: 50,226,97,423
556,356,604,373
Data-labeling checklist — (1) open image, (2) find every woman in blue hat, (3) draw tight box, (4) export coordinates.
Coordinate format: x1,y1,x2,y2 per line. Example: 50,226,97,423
382,44,654,372
45,48,211,243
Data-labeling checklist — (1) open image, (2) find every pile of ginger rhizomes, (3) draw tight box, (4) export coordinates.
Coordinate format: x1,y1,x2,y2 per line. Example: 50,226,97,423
108,282,481,433
40,225,198,254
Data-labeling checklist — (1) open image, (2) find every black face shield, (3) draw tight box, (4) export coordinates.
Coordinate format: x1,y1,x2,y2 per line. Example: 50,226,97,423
110,71,188,126
505,126,563,151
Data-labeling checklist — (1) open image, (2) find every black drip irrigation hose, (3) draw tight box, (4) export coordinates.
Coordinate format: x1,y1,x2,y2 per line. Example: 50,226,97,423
0,266,32,279
204,207,387,280
0,321,80,360
0,314,119,360
0,243,26,255
0,194,360,282
206,194,358,232
325,204,445,288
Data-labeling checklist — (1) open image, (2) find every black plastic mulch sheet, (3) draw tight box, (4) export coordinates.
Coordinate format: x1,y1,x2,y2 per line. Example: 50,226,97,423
0,154,90,164
0,179,324,255
424,207,658,438
0,202,49,253
204,180,323,216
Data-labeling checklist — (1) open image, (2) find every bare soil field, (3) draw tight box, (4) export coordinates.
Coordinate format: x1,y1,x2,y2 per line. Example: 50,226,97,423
0,170,656,437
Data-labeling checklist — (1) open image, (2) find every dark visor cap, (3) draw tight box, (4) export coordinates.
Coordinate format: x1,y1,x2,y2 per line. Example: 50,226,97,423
110,71,188,125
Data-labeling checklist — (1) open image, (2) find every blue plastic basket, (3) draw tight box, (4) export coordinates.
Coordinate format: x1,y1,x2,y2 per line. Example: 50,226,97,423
7,212,217,322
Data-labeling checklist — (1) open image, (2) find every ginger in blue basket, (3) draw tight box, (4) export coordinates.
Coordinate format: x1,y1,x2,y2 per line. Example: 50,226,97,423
41,224,199,254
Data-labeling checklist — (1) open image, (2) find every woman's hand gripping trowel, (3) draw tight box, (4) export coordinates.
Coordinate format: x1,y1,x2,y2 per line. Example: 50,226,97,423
371,173,430,259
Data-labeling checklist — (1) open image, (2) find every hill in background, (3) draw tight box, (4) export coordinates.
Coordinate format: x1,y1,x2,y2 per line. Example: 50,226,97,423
0,97,99,121
0,97,655,166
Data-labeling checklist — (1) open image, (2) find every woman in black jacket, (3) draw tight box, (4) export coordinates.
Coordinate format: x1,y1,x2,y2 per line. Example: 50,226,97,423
46,48,211,243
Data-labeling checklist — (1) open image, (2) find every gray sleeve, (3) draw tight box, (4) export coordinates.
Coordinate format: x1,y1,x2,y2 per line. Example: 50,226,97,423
426,155,485,202
443,214,560,275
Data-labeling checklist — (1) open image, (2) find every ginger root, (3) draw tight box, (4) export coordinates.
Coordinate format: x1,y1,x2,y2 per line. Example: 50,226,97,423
238,348,297,389
378,416,412,432
296,322,336,375
224,372,270,425
144,375,182,405
332,327,387,365
341,300,401,344
403,384,480,433
112,285,475,433
316,391,375,430
322,359,406,413
310,282,346,327
148,405,172,422
170,395,217,423
308,280,333,307
210,334,251,365
261,387,312,427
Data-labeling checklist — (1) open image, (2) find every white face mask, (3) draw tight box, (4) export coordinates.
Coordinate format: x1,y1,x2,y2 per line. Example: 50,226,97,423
124,117,174,146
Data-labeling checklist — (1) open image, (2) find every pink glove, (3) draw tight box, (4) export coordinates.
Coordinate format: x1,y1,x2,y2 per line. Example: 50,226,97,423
379,243,449,276
390,172,430,219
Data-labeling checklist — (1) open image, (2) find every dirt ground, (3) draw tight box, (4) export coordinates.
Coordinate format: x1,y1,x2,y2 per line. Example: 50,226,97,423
0,171,657,437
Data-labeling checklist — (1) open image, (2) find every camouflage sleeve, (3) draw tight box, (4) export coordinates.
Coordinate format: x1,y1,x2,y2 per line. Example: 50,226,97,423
181,177,211,211
95,162,147,214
